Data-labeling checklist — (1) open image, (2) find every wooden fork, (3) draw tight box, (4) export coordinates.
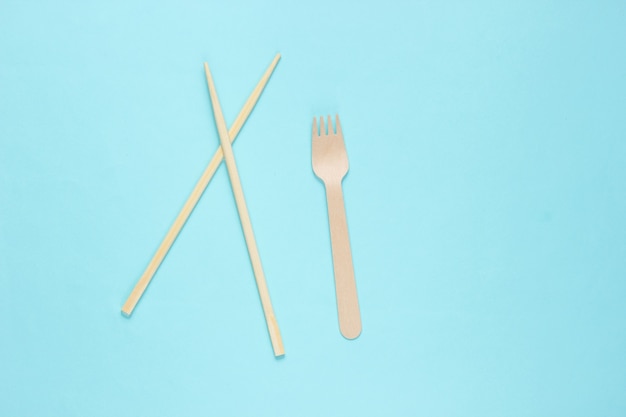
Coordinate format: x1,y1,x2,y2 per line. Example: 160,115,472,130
312,115,361,339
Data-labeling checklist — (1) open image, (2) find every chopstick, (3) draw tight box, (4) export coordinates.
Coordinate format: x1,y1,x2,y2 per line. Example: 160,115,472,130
121,54,281,317
204,62,284,357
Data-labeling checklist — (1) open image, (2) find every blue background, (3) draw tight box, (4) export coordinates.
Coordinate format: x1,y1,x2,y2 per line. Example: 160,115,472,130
1,1,625,416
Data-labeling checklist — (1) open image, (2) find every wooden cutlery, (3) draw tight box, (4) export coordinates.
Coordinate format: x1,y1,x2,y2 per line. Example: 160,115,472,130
204,62,284,357
122,54,362,355
312,115,362,339
121,54,281,317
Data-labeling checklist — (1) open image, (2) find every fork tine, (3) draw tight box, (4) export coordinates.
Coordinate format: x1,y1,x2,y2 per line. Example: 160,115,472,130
320,116,325,136
327,115,333,135
335,114,342,136
312,117,318,137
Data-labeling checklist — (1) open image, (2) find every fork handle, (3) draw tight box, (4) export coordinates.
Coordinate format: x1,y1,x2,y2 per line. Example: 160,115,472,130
324,181,361,339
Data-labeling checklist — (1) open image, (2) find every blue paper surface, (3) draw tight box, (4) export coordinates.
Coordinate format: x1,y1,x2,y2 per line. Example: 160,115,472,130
1,1,626,416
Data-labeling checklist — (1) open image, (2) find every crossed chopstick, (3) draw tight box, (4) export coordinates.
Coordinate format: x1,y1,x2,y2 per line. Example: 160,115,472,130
121,54,284,356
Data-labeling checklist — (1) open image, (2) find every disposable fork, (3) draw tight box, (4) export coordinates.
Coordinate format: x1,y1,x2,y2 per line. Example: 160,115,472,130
312,115,361,339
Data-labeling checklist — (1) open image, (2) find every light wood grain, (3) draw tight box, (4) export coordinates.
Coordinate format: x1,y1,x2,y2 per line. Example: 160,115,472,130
121,54,281,317
312,115,361,339
204,62,284,357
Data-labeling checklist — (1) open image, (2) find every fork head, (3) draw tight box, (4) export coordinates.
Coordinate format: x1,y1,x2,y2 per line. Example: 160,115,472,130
312,115,349,183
